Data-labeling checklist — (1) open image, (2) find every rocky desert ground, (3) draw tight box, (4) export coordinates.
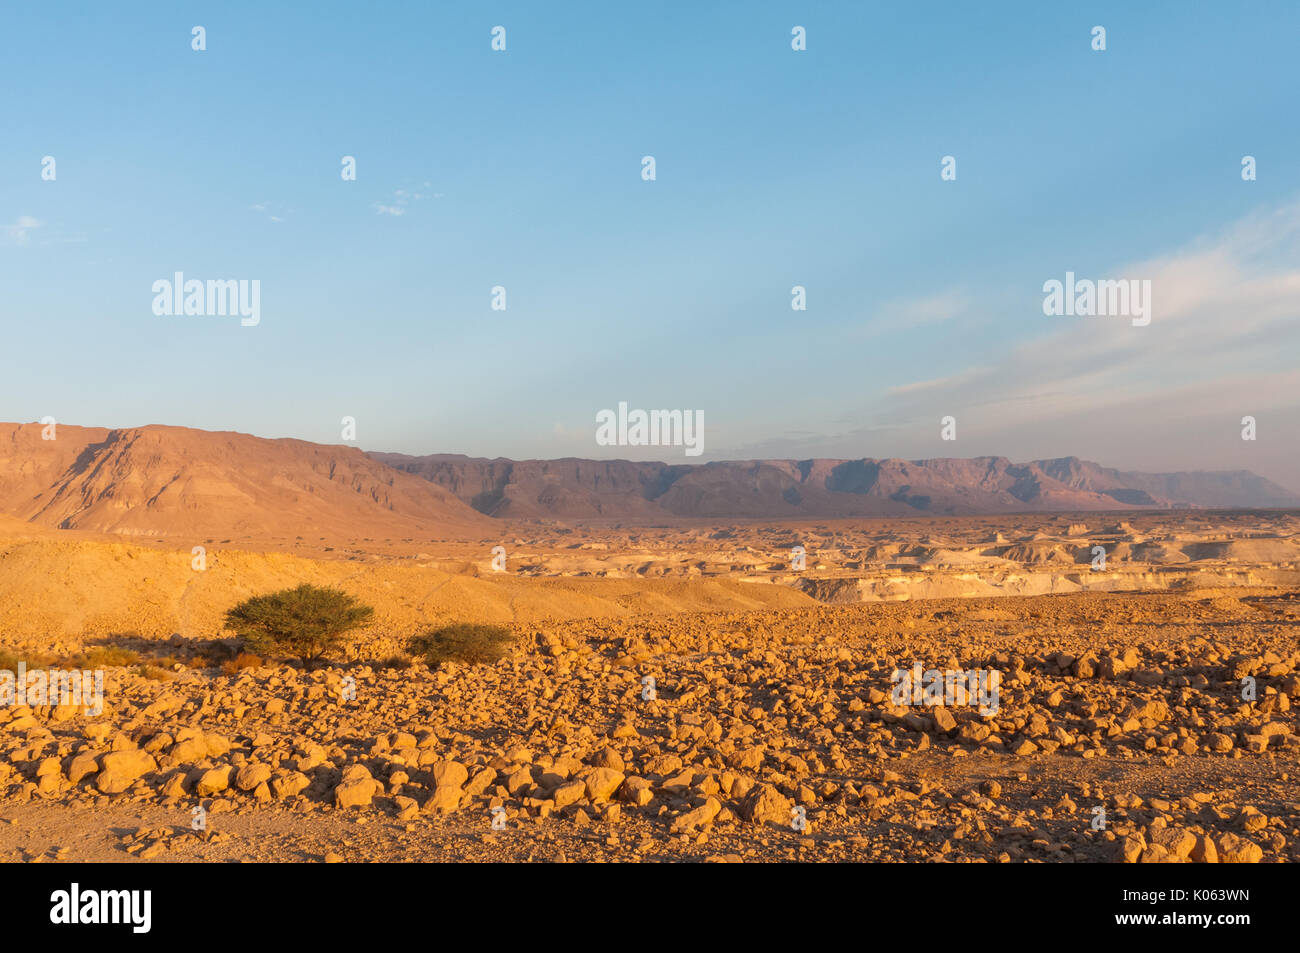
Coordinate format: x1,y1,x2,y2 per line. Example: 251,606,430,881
1,508,1297,864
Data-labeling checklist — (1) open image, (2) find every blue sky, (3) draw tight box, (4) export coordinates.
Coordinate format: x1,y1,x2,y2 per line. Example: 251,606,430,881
3,1,1298,489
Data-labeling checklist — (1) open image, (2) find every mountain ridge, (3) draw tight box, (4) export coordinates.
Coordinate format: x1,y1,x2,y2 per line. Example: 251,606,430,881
370,451,1300,519
2,422,1293,537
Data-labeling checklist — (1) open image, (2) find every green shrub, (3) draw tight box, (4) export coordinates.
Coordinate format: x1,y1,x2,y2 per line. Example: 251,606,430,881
408,623,515,668
224,584,373,669
63,646,139,669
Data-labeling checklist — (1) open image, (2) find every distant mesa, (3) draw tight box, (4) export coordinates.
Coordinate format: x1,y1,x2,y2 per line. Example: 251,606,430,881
372,451,1300,521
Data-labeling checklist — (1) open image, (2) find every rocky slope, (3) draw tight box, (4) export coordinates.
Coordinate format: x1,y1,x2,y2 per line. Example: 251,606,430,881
0,423,490,541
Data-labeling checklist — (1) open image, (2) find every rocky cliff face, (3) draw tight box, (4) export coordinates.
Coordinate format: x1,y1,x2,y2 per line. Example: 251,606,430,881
374,451,1300,519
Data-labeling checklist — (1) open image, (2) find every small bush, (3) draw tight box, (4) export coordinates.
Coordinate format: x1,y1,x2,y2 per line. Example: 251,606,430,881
63,646,140,669
408,623,515,668
220,652,263,676
224,584,373,669
134,664,175,681
0,647,51,671
189,639,238,667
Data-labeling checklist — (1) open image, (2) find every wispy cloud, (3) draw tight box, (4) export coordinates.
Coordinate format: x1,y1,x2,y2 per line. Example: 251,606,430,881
883,200,1300,422
2,216,42,244
872,290,970,331
373,181,442,217
250,202,288,223
724,199,1300,489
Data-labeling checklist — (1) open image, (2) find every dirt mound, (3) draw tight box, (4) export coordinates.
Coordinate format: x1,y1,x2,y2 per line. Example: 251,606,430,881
1000,541,1076,566
1184,539,1300,564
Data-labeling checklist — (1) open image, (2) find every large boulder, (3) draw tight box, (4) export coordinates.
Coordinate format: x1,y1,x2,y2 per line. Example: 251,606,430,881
95,749,156,794
741,783,793,827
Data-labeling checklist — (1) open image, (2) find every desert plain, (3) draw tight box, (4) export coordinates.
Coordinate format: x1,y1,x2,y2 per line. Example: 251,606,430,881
0,424,1296,863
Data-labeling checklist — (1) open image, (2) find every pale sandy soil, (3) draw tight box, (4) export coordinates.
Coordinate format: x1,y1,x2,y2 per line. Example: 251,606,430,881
1,510,1297,651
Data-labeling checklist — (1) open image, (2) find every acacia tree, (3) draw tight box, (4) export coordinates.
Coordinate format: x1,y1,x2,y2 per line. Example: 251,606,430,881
224,584,373,669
